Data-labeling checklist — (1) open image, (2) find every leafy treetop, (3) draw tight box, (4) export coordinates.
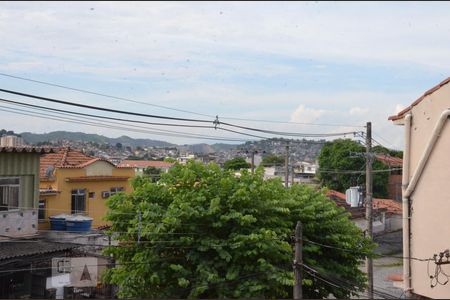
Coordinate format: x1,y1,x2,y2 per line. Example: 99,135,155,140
104,161,374,299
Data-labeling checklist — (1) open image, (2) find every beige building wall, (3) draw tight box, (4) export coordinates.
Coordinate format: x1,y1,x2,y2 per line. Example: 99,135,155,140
402,83,450,298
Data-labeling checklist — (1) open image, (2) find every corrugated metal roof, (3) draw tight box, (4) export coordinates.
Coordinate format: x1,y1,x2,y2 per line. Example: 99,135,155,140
0,146,54,153
0,240,78,260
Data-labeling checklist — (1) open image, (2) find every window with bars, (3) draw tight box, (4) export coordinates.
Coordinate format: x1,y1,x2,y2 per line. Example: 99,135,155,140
71,189,86,214
0,177,20,211
38,200,46,220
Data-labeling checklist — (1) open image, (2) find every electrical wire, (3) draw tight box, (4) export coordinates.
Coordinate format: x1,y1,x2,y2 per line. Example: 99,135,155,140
317,168,402,174
0,72,365,128
0,88,213,123
0,106,253,143
0,72,215,118
303,238,432,262
0,89,354,139
0,97,216,130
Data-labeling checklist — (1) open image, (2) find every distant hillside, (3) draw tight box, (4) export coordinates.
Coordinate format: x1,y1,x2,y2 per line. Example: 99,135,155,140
20,131,175,148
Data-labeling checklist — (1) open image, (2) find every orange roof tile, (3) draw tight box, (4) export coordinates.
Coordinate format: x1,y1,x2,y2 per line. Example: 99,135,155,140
39,147,129,178
326,190,402,215
373,198,402,215
118,160,175,169
375,154,403,168
389,77,450,121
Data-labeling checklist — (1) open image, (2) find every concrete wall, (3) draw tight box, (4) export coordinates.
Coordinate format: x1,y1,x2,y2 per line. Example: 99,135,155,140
409,121,450,298
0,209,38,236
403,83,450,298
85,161,113,176
388,174,402,201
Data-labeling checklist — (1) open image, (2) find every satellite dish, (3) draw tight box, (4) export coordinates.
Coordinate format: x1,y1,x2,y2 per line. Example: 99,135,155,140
46,165,55,177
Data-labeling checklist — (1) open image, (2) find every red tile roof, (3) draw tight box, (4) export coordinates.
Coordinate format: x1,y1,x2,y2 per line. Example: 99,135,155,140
40,147,128,178
326,190,402,215
118,160,175,169
389,77,450,121
373,198,402,215
375,154,403,168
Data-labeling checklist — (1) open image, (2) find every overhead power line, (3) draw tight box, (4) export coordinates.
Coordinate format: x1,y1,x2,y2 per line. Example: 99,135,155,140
0,97,272,141
0,72,365,128
0,105,251,143
0,88,213,123
0,72,215,118
0,88,359,138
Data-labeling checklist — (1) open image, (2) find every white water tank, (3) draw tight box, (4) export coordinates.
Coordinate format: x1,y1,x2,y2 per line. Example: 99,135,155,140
345,186,361,207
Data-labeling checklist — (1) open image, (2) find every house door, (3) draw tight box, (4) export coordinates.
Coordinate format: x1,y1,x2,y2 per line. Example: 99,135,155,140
71,189,86,214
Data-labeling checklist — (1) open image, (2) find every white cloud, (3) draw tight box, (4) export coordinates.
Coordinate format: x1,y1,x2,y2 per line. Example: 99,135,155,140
290,105,328,123
349,107,369,116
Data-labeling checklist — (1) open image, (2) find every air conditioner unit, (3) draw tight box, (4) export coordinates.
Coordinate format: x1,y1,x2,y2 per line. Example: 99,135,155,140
101,191,110,198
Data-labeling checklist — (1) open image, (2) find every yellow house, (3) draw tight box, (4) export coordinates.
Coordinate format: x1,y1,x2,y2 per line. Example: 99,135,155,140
38,147,134,230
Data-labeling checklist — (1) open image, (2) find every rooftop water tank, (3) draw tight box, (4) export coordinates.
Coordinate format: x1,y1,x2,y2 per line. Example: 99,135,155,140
65,215,93,232
49,214,71,231
345,186,361,208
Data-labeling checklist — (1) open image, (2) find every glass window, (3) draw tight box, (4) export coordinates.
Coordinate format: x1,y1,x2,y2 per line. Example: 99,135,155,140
110,187,124,196
0,177,20,211
88,192,96,199
38,200,46,220
71,189,86,214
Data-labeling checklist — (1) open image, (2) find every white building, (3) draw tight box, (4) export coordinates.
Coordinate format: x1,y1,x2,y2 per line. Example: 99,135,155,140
0,135,24,147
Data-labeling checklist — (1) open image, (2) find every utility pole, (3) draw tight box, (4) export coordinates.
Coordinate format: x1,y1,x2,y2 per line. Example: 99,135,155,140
293,221,303,300
251,150,255,174
285,143,290,188
291,165,295,186
138,209,142,244
365,122,373,299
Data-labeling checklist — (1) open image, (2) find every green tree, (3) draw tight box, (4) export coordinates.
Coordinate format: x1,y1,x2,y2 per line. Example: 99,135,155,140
223,157,251,170
116,142,123,149
261,155,285,166
143,166,162,182
104,161,374,299
164,157,177,163
318,139,390,198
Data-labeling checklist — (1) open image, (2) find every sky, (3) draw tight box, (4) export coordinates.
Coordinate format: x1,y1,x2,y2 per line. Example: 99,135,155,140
1,1,449,149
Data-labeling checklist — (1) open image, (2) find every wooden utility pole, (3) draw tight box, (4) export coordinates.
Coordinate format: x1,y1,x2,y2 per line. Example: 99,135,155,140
365,122,373,299
293,221,303,300
285,143,289,188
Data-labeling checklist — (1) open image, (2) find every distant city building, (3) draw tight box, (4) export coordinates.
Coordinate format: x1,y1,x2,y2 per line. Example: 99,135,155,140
0,135,24,147
293,161,317,183
177,154,196,165
118,160,175,175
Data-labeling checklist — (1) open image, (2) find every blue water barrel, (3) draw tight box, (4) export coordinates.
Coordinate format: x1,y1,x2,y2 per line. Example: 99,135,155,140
65,215,93,232
49,214,70,231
